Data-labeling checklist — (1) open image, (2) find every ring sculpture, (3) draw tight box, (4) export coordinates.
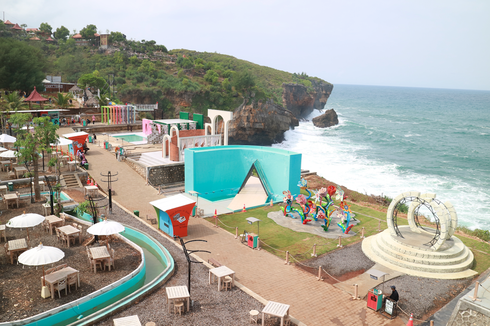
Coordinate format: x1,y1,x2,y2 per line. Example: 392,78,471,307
386,191,458,251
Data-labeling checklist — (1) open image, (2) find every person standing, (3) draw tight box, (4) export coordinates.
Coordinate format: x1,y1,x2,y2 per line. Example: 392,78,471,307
92,115,96,124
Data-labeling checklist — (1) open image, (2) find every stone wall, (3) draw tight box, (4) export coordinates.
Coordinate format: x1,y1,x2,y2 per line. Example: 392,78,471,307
125,158,147,179
148,163,184,186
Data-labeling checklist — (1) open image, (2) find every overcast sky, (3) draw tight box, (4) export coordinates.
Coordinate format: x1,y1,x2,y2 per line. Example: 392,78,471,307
3,0,490,90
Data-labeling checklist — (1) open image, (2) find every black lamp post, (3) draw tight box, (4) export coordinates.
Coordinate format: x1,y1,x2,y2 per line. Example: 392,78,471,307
178,237,210,299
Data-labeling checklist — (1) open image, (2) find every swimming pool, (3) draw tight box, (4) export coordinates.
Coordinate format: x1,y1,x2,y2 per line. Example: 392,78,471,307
19,191,73,203
112,134,146,143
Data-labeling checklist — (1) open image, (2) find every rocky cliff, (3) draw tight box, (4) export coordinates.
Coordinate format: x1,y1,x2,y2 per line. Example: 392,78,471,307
228,99,298,145
282,81,333,118
120,80,333,145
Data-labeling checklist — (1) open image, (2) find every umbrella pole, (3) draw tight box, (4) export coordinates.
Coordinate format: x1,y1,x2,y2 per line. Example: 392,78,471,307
41,265,50,298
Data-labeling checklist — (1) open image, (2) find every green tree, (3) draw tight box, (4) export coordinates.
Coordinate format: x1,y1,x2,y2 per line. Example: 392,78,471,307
11,114,58,201
54,25,69,41
221,78,230,90
0,38,46,91
233,71,256,92
109,31,126,43
78,71,106,90
0,21,13,38
80,24,97,40
39,22,52,36
204,69,219,84
138,59,155,75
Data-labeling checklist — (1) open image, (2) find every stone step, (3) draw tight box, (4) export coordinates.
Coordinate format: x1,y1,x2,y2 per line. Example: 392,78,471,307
378,229,467,260
301,171,317,177
375,231,471,266
362,236,478,279
63,175,79,188
367,232,475,274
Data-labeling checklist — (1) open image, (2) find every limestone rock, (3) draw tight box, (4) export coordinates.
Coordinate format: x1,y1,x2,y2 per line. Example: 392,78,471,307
228,99,298,146
312,109,339,128
282,82,333,118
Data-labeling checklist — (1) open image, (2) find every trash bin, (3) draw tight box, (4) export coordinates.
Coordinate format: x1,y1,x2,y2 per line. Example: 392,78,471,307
83,163,89,170
83,120,86,127
88,136,93,143
133,210,139,217
7,182,13,191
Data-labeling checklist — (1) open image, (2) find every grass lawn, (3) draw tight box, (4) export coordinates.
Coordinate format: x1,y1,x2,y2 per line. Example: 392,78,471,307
205,202,490,274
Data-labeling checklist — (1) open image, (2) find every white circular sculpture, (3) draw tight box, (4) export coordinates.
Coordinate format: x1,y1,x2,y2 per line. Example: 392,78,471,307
386,191,458,251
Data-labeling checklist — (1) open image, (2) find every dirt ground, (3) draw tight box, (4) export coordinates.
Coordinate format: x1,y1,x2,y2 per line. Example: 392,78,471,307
0,199,141,323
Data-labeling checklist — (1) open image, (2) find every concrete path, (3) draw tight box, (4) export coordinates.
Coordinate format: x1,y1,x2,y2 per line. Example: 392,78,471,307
58,127,405,326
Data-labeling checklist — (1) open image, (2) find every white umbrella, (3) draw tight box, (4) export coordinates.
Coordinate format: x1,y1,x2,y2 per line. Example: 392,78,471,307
7,212,45,239
18,243,65,297
87,219,125,236
0,150,17,158
0,134,16,143
0,146,7,152
50,137,73,147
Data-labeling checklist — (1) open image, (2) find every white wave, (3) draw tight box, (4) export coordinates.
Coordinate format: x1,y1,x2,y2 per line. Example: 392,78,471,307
273,122,489,230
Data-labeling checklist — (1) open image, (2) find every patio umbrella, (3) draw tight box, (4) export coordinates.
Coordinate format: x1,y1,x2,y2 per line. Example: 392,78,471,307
0,149,18,169
0,146,7,152
0,134,16,143
0,150,17,158
87,219,125,236
50,137,73,147
7,212,45,239
18,243,65,297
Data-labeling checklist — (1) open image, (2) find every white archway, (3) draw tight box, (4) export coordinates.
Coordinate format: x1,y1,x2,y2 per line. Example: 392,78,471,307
207,109,233,145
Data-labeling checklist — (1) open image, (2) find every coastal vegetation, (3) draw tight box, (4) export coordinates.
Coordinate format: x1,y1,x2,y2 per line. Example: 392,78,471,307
0,20,330,119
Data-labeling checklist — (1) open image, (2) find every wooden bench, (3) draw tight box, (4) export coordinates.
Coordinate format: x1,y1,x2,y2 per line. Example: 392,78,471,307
208,258,221,267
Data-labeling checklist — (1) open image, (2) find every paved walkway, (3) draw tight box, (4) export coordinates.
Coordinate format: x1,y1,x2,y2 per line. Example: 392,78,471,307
58,127,404,326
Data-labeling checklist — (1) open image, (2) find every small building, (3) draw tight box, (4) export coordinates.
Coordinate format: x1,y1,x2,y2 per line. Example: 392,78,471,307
99,34,109,49
43,76,76,93
150,195,196,237
63,132,89,155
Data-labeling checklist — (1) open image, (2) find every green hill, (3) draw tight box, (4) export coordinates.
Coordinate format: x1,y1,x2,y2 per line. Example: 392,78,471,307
0,23,331,118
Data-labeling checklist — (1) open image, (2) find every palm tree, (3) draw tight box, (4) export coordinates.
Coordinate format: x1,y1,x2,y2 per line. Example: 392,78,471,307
54,92,73,108
5,91,23,110
98,92,110,107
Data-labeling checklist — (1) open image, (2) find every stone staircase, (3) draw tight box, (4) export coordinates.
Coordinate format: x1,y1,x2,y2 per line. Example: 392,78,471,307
301,169,317,177
62,174,81,188
362,226,477,279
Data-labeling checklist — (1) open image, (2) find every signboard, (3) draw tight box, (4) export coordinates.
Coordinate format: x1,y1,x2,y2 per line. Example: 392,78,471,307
385,299,394,315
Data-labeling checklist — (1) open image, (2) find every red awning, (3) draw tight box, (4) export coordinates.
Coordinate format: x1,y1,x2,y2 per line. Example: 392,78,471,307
11,23,23,30
72,33,82,39
24,87,49,102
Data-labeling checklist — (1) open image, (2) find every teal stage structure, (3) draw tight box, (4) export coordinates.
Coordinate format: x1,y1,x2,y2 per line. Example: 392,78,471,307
185,145,302,203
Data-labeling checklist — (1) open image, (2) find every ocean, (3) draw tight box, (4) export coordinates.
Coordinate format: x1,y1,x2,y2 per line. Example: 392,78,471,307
272,84,490,230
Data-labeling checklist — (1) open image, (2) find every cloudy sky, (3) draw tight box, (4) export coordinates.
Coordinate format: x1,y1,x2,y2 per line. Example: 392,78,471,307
3,0,490,90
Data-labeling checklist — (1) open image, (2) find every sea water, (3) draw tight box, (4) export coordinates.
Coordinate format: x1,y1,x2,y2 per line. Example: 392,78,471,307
273,84,490,230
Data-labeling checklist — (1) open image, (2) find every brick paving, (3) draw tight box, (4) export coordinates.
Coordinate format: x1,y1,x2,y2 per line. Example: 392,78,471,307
60,127,405,326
